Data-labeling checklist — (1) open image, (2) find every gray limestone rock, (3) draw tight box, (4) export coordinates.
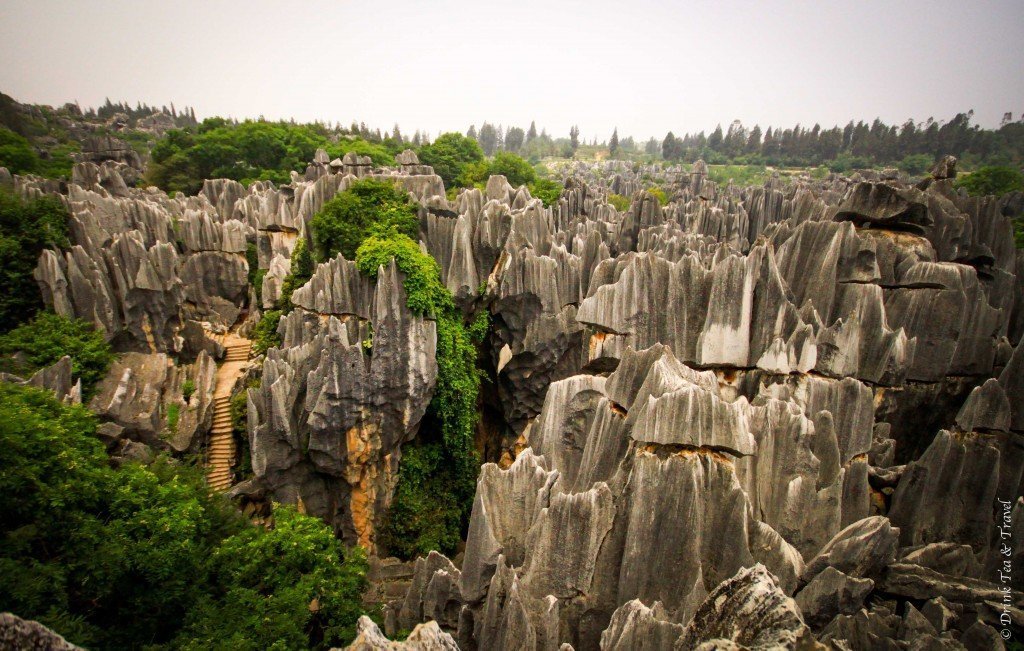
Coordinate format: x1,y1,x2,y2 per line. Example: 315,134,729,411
676,564,809,650
794,566,873,629
801,516,899,584
0,612,83,650
342,615,458,650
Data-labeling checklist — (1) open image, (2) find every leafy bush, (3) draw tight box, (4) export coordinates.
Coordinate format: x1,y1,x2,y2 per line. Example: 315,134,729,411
280,237,315,311
0,312,114,398
460,151,537,187
0,382,368,649
897,153,935,176
955,165,1024,197
310,179,419,262
251,310,282,356
325,138,394,167
647,186,668,206
182,379,196,401
707,164,770,187
0,190,69,331
147,119,393,195
166,402,180,432
528,178,563,206
607,193,631,212
355,234,481,558
176,508,368,650
0,127,39,174
417,132,484,189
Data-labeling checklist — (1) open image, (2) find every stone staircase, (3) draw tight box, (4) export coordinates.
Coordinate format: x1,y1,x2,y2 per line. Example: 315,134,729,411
207,332,251,492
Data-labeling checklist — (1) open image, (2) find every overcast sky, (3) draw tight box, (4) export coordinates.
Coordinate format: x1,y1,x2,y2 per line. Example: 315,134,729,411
2,0,1022,142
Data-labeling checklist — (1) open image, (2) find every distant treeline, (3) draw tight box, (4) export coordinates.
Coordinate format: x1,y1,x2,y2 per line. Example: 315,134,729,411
657,112,1024,172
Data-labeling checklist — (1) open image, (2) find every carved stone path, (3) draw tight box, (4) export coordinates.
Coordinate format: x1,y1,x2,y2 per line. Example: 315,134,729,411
207,332,251,491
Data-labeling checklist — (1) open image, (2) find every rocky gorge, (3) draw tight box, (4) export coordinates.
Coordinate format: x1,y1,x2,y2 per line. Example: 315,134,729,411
3,147,1023,650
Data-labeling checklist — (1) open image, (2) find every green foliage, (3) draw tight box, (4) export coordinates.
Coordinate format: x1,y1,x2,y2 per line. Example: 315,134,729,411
310,179,419,262
897,153,935,176
182,379,196,401
147,120,391,195
460,151,537,188
0,382,369,650
176,508,368,650
417,132,484,189
0,312,114,398
280,237,315,311
355,234,481,558
955,165,1024,197
325,138,394,167
166,403,180,433
468,309,491,345
0,127,39,174
647,186,668,206
251,310,282,356
528,178,563,206
707,164,770,187
607,193,631,212
0,190,70,331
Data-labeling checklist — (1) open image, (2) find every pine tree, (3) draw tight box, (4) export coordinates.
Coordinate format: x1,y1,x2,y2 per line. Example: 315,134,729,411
609,128,619,158
527,121,538,142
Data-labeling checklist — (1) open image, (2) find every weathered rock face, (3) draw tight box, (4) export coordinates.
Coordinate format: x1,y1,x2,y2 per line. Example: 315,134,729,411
247,255,437,549
88,350,216,453
342,615,458,651
386,158,1022,649
12,150,1024,649
0,612,84,650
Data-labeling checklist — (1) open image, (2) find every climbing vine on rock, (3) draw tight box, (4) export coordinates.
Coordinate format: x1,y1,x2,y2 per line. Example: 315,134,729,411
354,233,482,558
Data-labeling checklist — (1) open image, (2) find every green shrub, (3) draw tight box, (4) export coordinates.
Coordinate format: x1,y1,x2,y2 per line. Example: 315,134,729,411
147,120,390,195
955,165,1024,197
176,507,368,650
707,164,770,187
897,153,935,176
647,186,668,206
528,178,563,206
280,237,315,311
0,190,70,331
182,379,196,401
0,127,39,174
310,179,419,262
0,382,369,649
355,234,481,559
417,132,484,189
251,310,282,356
607,193,631,212
460,151,536,188
166,402,180,432
0,312,114,398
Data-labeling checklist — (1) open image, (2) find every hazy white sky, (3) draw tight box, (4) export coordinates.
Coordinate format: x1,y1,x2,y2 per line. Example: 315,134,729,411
2,0,1022,141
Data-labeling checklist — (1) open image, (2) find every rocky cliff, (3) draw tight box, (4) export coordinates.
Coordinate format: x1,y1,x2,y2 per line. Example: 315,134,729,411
7,150,1023,649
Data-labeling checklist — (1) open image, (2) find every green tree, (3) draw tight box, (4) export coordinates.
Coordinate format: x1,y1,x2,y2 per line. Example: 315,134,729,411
0,382,369,650
147,120,394,195
609,128,619,158
417,132,484,189
460,151,537,188
528,178,563,206
0,191,69,331
0,312,114,398
0,127,39,174
176,508,368,651
955,165,1024,197
310,178,419,261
